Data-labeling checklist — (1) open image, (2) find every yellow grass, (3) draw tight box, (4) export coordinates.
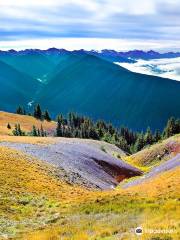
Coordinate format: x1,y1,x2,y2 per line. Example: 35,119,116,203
0,135,56,144
0,145,97,239
124,134,180,171
0,111,56,136
0,112,179,239
0,146,93,202
25,167,180,240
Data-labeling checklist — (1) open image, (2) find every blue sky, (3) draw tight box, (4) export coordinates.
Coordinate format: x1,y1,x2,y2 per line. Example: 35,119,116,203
0,0,180,51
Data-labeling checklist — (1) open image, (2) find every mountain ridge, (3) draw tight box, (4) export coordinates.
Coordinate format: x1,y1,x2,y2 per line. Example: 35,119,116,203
36,53,180,131
1,48,180,60
0,59,41,112
0,51,180,131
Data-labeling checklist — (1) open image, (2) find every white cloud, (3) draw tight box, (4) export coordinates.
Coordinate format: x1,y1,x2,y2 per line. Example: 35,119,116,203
0,38,179,52
115,57,180,81
0,0,180,47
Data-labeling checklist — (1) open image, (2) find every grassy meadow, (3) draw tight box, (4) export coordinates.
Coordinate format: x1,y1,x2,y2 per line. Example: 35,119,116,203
0,112,179,239
0,138,179,239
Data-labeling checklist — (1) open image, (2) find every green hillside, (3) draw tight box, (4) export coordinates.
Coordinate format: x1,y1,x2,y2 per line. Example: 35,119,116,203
0,60,41,112
0,51,180,131
37,53,180,131
0,52,56,81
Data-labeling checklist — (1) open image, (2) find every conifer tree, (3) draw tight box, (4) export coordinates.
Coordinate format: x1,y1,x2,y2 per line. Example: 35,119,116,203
154,129,161,142
116,136,129,153
56,116,63,137
16,106,25,115
32,125,38,136
44,110,51,121
175,119,180,134
12,124,25,136
7,123,11,129
34,104,42,120
12,124,19,136
37,128,40,137
133,133,145,152
40,124,45,137
163,117,176,138
144,127,153,145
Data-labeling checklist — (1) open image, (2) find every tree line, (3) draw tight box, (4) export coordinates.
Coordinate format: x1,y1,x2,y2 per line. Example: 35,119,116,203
11,123,46,137
55,113,180,153
12,104,180,153
16,104,51,121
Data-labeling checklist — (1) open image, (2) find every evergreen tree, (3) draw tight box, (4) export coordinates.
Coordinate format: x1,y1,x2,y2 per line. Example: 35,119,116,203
108,124,115,136
56,116,63,137
40,124,46,137
12,124,25,136
102,132,112,143
12,124,19,136
56,114,66,126
163,117,176,138
175,119,180,134
16,106,25,115
116,136,129,153
12,103,180,152
44,110,51,121
31,125,38,136
154,129,161,142
89,127,99,140
111,133,119,144
144,127,153,145
40,124,44,137
96,120,107,131
37,128,40,137
68,112,75,127
34,104,42,120
133,133,145,152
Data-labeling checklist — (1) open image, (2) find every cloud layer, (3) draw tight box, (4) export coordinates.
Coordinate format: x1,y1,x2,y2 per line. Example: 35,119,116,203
0,0,180,50
116,57,180,81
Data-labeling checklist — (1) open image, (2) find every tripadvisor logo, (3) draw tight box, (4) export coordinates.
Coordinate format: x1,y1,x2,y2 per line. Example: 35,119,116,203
135,227,143,235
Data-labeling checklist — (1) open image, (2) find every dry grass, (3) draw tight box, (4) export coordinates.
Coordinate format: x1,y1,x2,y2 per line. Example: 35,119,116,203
0,113,179,239
0,145,93,202
24,167,180,240
0,111,56,136
0,135,56,145
124,134,180,171
0,145,97,239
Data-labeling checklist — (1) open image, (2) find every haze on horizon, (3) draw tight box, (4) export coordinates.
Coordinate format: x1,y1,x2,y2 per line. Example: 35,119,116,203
0,0,180,51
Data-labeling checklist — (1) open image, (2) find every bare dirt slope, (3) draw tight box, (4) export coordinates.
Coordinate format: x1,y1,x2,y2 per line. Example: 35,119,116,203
0,138,142,189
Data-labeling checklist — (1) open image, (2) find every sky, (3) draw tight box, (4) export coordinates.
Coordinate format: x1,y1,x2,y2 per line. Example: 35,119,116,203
0,0,180,51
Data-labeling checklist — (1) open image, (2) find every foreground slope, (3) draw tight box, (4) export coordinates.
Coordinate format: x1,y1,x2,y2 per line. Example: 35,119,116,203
0,137,179,239
0,145,92,239
37,53,180,130
0,137,142,189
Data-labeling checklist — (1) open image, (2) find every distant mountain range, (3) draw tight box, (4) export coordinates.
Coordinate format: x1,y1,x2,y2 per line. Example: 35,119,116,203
1,48,180,61
0,49,180,131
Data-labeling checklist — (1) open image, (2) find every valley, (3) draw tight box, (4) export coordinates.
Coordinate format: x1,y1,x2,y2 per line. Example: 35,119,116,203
1,0,180,238
0,49,179,239
0,111,179,239
0,49,180,130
